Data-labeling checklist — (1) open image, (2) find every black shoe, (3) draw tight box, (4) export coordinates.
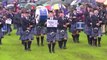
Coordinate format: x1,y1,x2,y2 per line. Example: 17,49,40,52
63,47,67,49
0,42,2,45
8,34,11,36
0,43,2,45
27,49,31,51
41,44,44,46
77,40,80,43
25,48,28,51
52,51,55,53
49,51,52,53
98,44,101,47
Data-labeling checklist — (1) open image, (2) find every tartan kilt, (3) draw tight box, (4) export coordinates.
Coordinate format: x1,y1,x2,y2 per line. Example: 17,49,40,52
91,27,102,37
34,26,46,36
20,31,34,41
57,29,68,41
84,25,92,36
47,32,57,42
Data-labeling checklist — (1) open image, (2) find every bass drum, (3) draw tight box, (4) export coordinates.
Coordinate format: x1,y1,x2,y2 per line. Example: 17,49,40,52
76,22,85,30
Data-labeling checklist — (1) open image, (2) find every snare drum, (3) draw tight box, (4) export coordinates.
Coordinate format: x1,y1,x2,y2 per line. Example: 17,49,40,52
76,22,85,29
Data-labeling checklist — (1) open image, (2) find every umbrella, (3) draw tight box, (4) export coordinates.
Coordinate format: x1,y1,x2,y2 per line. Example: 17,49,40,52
36,6,44,9
43,3,49,6
18,3,26,8
70,0,79,6
24,3,37,9
45,5,51,10
42,3,52,10
35,0,47,5
96,0,106,3
52,4,66,10
5,4,14,9
43,0,65,6
104,0,107,5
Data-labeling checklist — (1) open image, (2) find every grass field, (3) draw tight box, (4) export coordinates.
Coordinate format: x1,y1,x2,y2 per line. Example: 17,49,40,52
0,29,107,60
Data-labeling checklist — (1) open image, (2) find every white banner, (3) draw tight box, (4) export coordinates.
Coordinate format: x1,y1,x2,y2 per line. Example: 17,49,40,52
5,18,12,24
47,20,58,27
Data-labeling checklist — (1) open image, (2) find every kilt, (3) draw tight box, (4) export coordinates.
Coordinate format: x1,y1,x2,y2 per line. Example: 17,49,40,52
47,32,57,42
84,25,92,36
57,29,68,41
35,26,46,36
91,27,102,37
20,31,34,41
70,23,77,33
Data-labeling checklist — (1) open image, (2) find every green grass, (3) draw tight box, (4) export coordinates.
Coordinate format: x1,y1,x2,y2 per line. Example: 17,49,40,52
0,29,107,60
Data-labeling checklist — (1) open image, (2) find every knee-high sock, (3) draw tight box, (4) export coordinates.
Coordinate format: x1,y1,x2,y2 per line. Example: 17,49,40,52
24,41,27,50
63,40,67,49
94,38,97,46
48,44,51,53
52,43,56,53
0,38,1,44
36,37,40,46
76,34,80,43
58,41,63,49
98,37,101,46
90,37,93,45
28,41,32,49
41,36,44,46
87,35,90,44
22,40,24,45
72,35,76,42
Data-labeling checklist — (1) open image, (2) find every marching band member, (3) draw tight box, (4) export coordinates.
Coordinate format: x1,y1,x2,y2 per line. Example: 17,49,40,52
14,9,22,36
6,9,14,35
85,11,94,45
35,22,46,46
69,9,79,43
91,9,103,47
57,11,69,49
0,11,4,45
46,11,57,53
14,9,25,45
35,10,47,46
20,10,34,51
